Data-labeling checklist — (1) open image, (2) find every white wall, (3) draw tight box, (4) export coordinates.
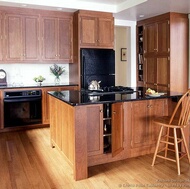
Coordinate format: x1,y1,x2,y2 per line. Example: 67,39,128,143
115,19,137,87
0,63,69,86
115,26,128,86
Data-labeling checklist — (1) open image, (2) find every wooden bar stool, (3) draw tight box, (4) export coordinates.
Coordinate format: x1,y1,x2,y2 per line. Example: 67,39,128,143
152,90,190,175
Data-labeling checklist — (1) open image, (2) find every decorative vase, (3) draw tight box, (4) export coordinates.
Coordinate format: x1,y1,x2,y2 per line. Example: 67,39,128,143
54,76,60,85
38,81,42,86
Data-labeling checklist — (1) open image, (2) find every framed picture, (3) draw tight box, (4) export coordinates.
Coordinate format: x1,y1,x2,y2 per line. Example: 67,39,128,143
121,48,127,61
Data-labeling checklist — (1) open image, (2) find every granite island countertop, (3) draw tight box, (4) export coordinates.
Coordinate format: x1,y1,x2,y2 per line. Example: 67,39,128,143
48,88,183,106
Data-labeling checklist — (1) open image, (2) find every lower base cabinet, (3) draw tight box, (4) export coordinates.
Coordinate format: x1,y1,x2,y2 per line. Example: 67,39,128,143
87,102,124,157
124,99,168,157
87,104,104,156
88,99,168,166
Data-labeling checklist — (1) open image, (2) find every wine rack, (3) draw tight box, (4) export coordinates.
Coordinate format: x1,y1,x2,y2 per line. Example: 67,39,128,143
103,103,112,153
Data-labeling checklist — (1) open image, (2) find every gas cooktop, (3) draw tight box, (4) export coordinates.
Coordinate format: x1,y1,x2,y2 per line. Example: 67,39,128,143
83,86,134,95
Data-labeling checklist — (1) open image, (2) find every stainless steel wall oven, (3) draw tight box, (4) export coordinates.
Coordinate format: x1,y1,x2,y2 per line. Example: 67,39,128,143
4,90,42,127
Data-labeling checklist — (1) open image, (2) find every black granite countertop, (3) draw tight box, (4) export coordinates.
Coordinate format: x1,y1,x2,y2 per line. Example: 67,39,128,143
0,82,78,89
48,88,183,106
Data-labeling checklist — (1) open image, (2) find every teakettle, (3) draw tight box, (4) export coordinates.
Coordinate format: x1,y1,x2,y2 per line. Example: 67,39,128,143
88,80,101,90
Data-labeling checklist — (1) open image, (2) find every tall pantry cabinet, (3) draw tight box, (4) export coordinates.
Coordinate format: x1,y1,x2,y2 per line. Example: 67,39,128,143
0,13,3,61
136,12,188,93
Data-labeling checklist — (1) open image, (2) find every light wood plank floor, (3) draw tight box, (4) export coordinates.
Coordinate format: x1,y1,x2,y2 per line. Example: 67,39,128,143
1,128,190,189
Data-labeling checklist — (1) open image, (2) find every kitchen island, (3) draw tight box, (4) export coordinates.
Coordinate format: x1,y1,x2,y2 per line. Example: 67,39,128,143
48,89,186,180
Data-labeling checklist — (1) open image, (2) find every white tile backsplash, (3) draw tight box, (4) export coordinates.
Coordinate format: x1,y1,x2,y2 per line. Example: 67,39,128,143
0,63,69,86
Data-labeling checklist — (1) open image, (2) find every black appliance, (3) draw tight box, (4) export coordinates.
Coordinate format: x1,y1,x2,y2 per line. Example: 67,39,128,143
4,90,42,127
80,48,115,89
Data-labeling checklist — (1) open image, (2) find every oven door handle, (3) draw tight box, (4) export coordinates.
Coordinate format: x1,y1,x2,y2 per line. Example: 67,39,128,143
4,97,42,103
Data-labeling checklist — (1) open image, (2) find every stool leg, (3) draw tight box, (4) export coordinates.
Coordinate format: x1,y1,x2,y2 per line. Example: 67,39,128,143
174,128,180,175
180,128,190,163
165,127,170,158
152,126,163,166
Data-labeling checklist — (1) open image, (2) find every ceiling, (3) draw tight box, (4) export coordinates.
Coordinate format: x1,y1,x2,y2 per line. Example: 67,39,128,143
0,0,190,21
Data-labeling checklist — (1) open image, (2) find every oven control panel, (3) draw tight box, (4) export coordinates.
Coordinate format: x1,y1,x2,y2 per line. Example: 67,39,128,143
4,90,42,98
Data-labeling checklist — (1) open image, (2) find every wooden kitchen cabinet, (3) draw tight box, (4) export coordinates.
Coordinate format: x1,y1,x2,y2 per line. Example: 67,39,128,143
137,13,188,93
0,6,73,63
87,104,103,156
74,10,114,48
144,20,169,55
87,102,124,157
0,13,3,61
42,86,77,124
70,10,114,88
145,56,169,91
4,13,40,61
102,103,124,156
111,102,124,157
41,16,73,62
127,99,168,157
0,90,3,129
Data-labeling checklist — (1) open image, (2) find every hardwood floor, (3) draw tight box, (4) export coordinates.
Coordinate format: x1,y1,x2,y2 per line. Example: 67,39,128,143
1,128,190,189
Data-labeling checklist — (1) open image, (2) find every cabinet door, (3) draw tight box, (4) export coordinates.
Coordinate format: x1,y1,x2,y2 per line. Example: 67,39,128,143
0,90,3,129
149,99,168,144
79,16,97,47
157,20,170,54
0,14,3,61
144,23,157,55
156,56,169,90
145,57,156,89
112,103,124,157
98,17,114,48
5,14,23,60
145,56,169,91
58,18,73,61
87,104,103,156
23,15,40,61
131,101,149,148
42,17,57,60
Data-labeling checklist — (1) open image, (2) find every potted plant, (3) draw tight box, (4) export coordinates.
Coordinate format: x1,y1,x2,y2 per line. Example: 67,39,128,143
33,75,45,86
50,64,65,84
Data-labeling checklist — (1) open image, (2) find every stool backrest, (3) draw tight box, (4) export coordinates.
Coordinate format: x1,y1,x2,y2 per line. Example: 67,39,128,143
169,90,190,126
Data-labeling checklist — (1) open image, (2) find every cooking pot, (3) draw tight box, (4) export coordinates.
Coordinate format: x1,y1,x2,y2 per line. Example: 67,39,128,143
88,80,101,90
88,95,100,102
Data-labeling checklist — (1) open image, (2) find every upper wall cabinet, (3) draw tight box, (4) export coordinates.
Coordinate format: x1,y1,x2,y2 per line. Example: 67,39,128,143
74,10,114,49
0,6,73,63
41,16,73,62
4,13,40,61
